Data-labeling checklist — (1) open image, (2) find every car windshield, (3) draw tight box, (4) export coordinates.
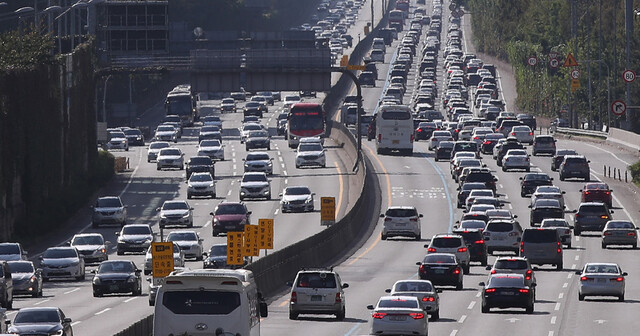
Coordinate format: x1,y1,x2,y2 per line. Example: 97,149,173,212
8,262,34,273
96,198,122,208
209,245,226,256
110,132,125,138
246,153,269,161
495,259,528,270
167,232,198,241
14,309,60,324
124,129,141,136
523,229,557,242
201,126,219,132
378,298,419,309
584,264,620,274
535,186,559,193
243,174,267,182
487,222,515,232
122,226,151,235
200,140,221,147
0,244,20,254
243,124,262,131
72,235,103,245
298,144,323,152
249,131,268,138
535,199,560,208
296,273,336,288
160,149,181,156
432,237,463,248
189,157,211,165
157,126,174,132
163,202,189,210
541,220,569,228
556,149,577,156
190,174,212,182
489,276,524,287
98,262,134,274
460,220,486,229
385,208,418,217
43,248,77,259
526,174,551,181
585,183,608,190
150,142,170,149
285,187,311,195
578,205,607,214
215,204,246,215
394,281,433,292
606,221,634,229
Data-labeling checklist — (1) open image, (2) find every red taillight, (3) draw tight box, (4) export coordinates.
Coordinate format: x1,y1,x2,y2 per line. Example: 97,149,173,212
575,213,581,218
519,289,529,293
372,312,387,319
584,191,590,195
422,296,435,302
490,270,496,274
483,141,490,145
511,132,515,136
419,265,425,272
410,134,414,142
335,292,342,303
628,232,636,236
409,217,418,222
603,231,612,236
427,247,436,252
455,129,460,133
291,291,297,303
580,276,592,281
557,248,562,253
529,132,533,136
473,136,479,140
475,240,485,244
384,217,393,221
410,312,425,319
525,270,532,280
601,215,609,219
485,288,496,293
458,247,467,252
417,128,422,132
378,134,382,142
453,268,461,274
615,277,624,282
605,191,611,195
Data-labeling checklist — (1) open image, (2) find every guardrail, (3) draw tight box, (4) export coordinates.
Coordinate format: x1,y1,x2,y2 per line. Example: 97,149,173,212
553,127,608,139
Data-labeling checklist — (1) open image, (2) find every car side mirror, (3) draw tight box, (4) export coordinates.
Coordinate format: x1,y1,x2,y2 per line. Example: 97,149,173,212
513,215,518,218
115,232,120,236
380,214,385,218
367,305,375,310
423,244,429,248
385,288,391,293
528,205,532,208
156,207,161,212
610,210,615,214
63,318,72,323
209,212,214,216
64,241,71,247
190,207,194,210
342,283,349,289
286,281,293,287
578,190,582,192
419,214,424,218
478,282,485,287
135,269,142,275
247,211,252,215
575,271,581,275
530,283,537,287
622,272,628,276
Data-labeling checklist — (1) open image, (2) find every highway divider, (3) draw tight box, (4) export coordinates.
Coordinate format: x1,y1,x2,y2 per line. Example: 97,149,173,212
554,126,640,153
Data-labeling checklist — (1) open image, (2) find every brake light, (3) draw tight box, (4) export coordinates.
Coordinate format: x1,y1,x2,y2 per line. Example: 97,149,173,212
519,289,529,293
529,132,533,136
473,136,479,140
603,231,612,236
615,277,624,282
575,213,580,218
584,191,590,195
384,217,393,221
525,270,532,280
373,312,387,319
458,247,468,252
410,134,414,142
485,288,496,293
427,247,436,252
417,128,422,132
410,312,425,319
580,276,592,281
490,269,496,274
453,268,461,274
483,141,491,145
475,240,485,244
378,134,382,142
410,217,418,222
335,292,342,303
455,129,460,133
601,215,609,219
422,296,435,302
606,191,611,195
628,232,636,236
291,291,297,303
511,132,515,136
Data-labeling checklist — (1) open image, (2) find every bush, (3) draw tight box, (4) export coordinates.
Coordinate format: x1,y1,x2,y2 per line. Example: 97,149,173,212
629,160,640,186
92,150,115,187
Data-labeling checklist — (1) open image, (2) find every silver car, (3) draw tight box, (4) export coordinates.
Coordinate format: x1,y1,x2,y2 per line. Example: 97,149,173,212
147,141,171,162
367,296,428,336
531,185,565,209
39,247,85,281
197,139,225,161
154,124,178,143
288,269,348,320
509,125,534,144
602,220,638,249
70,233,109,263
157,200,194,228
385,280,440,320
91,196,127,227
502,149,530,172
243,152,273,175
156,147,185,170
186,172,216,199
166,230,204,260
577,263,626,301
295,142,327,168
280,186,315,213
239,172,271,201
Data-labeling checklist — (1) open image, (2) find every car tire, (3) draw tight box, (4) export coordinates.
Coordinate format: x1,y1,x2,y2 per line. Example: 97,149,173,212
336,308,345,321
481,257,488,266
456,280,463,290
601,242,607,249
487,248,493,255
567,242,572,249
574,228,581,236
94,291,102,298
187,194,192,199
481,303,489,313
289,311,298,320
578,293,585,301
212,193,217,199
526,303,534,314
526,168,530,172
559,174,565,181
431,310,439,321
133,286,142,296
381,233,387,240
556,263,563,271
502,166,506,172
415,233,421,241
463,264,470,274
584,176,590,182
619,294,625,302
117,249,124,256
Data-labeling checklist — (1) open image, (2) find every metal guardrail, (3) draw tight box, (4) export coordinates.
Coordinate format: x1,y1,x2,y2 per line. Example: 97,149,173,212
554,127,608,139
108,56,191,69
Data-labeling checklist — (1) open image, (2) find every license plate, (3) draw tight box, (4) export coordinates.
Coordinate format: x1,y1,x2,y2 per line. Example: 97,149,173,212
392,140,399,144
434,269,445,274
311,295,322,301
109,285,119,291
226,226,236,229
597,278,606,283
389,315,407,321
501,291,515,296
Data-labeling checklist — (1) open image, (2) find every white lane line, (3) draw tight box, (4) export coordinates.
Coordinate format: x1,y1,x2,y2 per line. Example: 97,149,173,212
508,204,513,209
558,293,564,299
281,163,286,168
567,273,573,279
124,297,139,303
575,255,580,261
571,264,576,269
548,331,554,336
34,299,50,305
499,184,504,188
64,288,80,295
283,170,288,176
203,221,211,228
563,282,568,288
232,158,236,163
227,190,232,196
279,157,283,162
274,209,279,216
277,151,282,156
459,315,467,323
95,308,111,315
551,316,557,324
576,236,580,241
71,321,82,326
233,164,237,170
554,302,561,311
584,143,632,165
467,301,476,310
476,292,482,298
450,330,458,336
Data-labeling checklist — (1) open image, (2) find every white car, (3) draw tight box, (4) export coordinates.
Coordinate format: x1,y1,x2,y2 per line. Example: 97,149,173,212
220,98,236,113
186,172,216,199
426,234,471,273
385,280,440,320
295,142,326,168
240,123,264,143
157,200,194,228
541,218,573,248
147,141,171,162
380,206,423,240
166,230,204,260
283,94,302,110
91,196,127,227
239,172,271,200
531,185,566,209
243,152,273,175
70,233,109,263
429,131,454,150
107,131,129,151
197,139,225,161
367,296,428,336
201,115,223,127
40,247,86,281
156,147,184,170
502,149,530,172
369,48,385,62
280,186,315,212
577,263,626,301
143,242,184,275
510,125,534,144
154,125,178,143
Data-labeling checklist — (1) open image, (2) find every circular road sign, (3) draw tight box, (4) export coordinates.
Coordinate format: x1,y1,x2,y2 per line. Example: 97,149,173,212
571,69,581,79
449,3,457,11
623,69,636,83
549,58,560,69
451,9,463,18
611,100,627,116
527,56,538,66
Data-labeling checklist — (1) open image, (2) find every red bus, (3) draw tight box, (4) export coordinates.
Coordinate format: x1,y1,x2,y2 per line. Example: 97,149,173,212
286,103,326,148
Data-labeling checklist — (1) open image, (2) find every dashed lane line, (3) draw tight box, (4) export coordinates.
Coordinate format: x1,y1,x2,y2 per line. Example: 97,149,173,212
95,308,111,315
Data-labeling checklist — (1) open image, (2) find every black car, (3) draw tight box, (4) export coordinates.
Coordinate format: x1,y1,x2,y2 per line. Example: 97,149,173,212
300,90,317,97
452,229,488,266
551,149,578,171
9,307,73,336
417,253,463,290
481,134,504,154
245,130,271,151
460,169,498,193
529,199,564,226
435,141,454,161
480,274,535,313
517,113,537,130
457,182,488,208
243,101,265,117
123,128,145,146
185,156,214,179
415,122,437,141
92,260,142,297
519,173,553,197
365,62,378,78
358,71,376,86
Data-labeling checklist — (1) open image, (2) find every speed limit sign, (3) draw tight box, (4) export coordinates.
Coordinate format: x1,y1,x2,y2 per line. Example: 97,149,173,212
623,69,636,83
527,56,537,67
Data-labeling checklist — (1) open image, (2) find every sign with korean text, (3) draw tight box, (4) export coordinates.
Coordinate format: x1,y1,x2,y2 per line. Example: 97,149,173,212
321,197,336,226
571,79,580,92
151,242,174,278
243,224,260,257
258,219,274,249
227,232,244,265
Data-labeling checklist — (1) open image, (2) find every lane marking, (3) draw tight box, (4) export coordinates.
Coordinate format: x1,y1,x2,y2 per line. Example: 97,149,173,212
467,301,476,310
203,221,211,228
575,255,580,261
335,162,345,217
558,293,564,299
548,332,554,336
450,330,458,336
551,316,557,324
34,299,50,305
459,315,467,323
95,308,111,315
571,264,576,269
476,292,482,298
554,302,561,311
124,296,139,303
364,146,392,206
567,273,573,279
71,321,82,326
64,288,81,295
563,282,568,288
419,153,455,231
274,209,279,216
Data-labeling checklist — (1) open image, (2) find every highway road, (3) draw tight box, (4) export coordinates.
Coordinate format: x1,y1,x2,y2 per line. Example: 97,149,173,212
260,1,640,336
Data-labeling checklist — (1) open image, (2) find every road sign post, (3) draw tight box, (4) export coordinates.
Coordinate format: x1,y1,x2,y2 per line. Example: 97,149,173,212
320,197,336,226
227,232,244,265
258,219,274,250
151,242,174,278
243,224,259,257
571,79,580,92
611,100,627,116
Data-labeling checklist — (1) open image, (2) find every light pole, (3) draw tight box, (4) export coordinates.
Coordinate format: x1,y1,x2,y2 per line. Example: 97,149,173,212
15,7,35,51
581,60,611,132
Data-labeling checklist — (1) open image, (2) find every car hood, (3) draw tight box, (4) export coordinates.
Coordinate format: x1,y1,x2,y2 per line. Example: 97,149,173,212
9,323,62,334
189,181,213,187
95,206,122,212
297,150,324,157
110,136,127,141
120,234,153,241
161,210,189,216
282,195,311,202
241,182,269,188
214,214,247,221
171,240,198,247
42,257,79,266
12,272,35,281
96,272,133,281
74,244,104,252
156,131,175,136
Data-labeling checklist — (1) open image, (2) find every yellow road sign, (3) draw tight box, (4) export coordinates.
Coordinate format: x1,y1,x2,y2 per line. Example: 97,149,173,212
347,64,366,71
340,55,349,67
571,78,580,92
321,197,336,226
563,53,579,67
227,232,244,265
258,219,274,249
243,224,259,257
151,242,174,278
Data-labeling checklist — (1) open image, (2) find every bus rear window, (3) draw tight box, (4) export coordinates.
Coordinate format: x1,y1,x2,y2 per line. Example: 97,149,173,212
162,291,241,315
381,111,411,120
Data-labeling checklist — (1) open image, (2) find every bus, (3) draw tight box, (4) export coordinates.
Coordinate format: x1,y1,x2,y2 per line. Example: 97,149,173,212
375,104,414,155
153,269,268,336
286,103,326,148
165,84,197,127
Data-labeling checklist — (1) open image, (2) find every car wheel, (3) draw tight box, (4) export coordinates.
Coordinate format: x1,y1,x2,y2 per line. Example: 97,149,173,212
456,280,463,290
578,293,585,301
212,231,219,237
574,228,581,236
481,257,488,266
481,303,489,313
601,242,607,249
463,264,470,274
521,191,526,197
502,166,506,172
556,263,563,271
526,303,534,314
487,248,493,255
526,168,530,172
567,242,572,249
336,307,345,320
431,310,439,321
212,193,217,199
584,176,590,182
381,233,387,240
117,249,124,256
289,311,298,320
133,285,142,296
94,291,102,298
415,233,421,241
187,194,192,199
559,174,565,181
619,294,625,302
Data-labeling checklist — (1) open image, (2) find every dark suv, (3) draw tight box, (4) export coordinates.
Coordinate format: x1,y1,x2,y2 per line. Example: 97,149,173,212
551,149,578,171
529,199,564,226
210,202,252,236
457,182,489,208
452,229,488,266
497,140,524,166
574,202,614,235
519,173,553,197
559,155,590,181
185,156,215,179
460,169,498,193
520,228,563,270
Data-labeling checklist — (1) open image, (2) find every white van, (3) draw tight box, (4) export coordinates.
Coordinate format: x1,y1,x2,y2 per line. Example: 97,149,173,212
153,269,268,336
372,37,386,53
375,105,414,155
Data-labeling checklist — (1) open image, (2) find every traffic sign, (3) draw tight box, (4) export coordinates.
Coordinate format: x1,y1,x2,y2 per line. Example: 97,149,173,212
622,69,636,83
243,224,259,257
347,64,366,71
451,9,464,18
340,55,348,67
527,56,537,67
611,100,627,116
227,232,244,265
548,52,559,60
549,58,559,69
563,53,579,67
449,3,457,11
570,69,581,79
571,79,580,92
151,242,174,278
258,219,274,249
321,197,336,226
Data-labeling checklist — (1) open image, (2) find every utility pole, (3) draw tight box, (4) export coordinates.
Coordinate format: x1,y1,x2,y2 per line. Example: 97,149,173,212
587,10,593,130
625,0,633,127
570,0,578,128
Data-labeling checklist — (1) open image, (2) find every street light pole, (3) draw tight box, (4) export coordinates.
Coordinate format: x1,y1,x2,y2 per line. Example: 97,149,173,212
624,0,633,126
